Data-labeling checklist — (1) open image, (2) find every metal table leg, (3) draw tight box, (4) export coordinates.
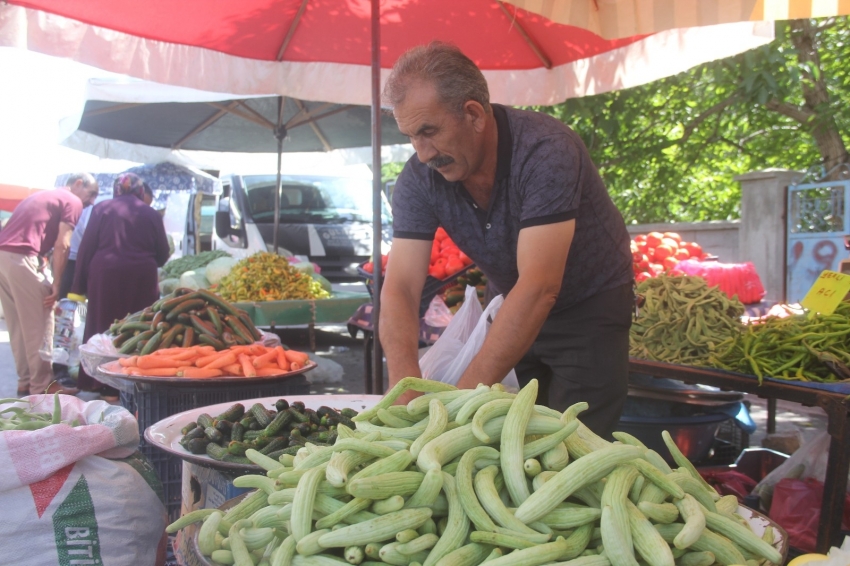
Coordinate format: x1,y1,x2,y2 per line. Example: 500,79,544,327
364,331,374,395
767,397,777,434
816,396,850,553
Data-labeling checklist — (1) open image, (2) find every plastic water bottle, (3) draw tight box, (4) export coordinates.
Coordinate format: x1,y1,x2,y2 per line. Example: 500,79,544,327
51,293,87,366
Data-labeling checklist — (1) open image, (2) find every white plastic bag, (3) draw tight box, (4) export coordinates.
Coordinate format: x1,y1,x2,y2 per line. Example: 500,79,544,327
0,395,167,566
420,286,519,391
423,295,454,328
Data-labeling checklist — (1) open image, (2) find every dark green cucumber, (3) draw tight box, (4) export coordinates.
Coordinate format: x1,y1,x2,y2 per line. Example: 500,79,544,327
139,329,164,355
259,437,289,455
216,403,246,423
237,310,263,341
206,443,228,461
224,315,256,345
227,441,251,456
159,291,201,313
262,409,294,436
231,422,246,442
198,334,226,350
181,422,199,435
196,413,215,429
159,324,184,349
197,289,239,316
118,330,154,354
250,403,273,427
119,321,152,333
181,327,195,348
204,426,224,443
187,438,211,454
166,299,206,321
206,307,224,335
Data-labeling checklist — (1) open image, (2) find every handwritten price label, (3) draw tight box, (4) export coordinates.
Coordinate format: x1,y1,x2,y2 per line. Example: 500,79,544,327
800,270,850,315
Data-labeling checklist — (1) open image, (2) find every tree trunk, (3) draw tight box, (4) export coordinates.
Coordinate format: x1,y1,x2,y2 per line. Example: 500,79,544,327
789,19,849,176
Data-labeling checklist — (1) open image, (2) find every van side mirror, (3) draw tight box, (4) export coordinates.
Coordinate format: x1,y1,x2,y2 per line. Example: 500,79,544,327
215,210,231,238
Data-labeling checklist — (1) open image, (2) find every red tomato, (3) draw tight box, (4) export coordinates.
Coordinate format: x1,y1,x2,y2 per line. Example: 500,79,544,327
381,254,389,267
661,237,679,250
663,256,679,271
638,258,650,272
645,247,656,261
674,248,690,261
684,242,703,257
429,264,446,279
435,227,448,241
645,232,663,248
445,258,465,275
649,263,664,275
654,244,675,260
632,251,644,263
635,272,652,283
363,261,373,274
669,268,686,277
637,242,649,254
430,247,440,263
663,232,682,243
458,251,473,266
634,234,647,244
441,246,460,259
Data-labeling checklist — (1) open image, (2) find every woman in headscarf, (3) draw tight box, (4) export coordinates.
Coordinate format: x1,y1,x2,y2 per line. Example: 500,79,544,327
72,173,170,400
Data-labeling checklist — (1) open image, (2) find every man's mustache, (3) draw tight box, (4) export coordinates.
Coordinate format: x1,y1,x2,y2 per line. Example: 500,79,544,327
426,155,455,170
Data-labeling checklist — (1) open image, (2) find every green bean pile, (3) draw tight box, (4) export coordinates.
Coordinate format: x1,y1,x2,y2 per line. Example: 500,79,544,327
710,301,850,383
0,394,83,430
630,275,745,366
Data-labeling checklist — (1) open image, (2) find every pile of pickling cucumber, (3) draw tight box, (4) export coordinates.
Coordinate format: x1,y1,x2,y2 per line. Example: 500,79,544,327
180,399,358,465
169,378,783,566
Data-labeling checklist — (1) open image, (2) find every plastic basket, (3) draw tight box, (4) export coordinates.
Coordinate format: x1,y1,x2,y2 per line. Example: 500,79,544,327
126,375,310,521
357,262,476,317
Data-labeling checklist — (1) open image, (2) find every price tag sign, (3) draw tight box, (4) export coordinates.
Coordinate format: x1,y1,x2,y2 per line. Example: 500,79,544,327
800,270,850,314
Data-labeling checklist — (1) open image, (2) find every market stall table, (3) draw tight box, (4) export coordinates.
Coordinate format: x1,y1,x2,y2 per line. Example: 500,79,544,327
236,290,370,350
629,357,850,553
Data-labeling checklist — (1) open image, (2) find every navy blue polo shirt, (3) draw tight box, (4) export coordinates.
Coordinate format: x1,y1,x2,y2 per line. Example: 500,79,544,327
392,104,633,311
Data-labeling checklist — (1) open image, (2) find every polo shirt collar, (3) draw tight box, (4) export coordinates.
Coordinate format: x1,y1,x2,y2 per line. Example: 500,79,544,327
493,104,512,181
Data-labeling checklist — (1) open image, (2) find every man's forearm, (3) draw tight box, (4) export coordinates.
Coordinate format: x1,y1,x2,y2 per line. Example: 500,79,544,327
455,280,556,389
52,246,70,292
379,287,424,386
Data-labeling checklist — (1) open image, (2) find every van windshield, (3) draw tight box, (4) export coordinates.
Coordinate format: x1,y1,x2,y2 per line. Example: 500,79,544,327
242,175,391,224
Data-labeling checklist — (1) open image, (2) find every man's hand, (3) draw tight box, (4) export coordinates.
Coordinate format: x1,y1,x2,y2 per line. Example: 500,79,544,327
454,220,575,390
379,237,432,395
44,281,60,309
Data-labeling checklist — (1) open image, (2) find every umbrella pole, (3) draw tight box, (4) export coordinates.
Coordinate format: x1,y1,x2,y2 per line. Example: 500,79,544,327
273,97,285,254
370,0,384,395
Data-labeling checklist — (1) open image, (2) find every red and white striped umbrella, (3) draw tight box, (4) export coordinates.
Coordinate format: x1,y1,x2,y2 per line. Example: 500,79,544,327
1,0,779,106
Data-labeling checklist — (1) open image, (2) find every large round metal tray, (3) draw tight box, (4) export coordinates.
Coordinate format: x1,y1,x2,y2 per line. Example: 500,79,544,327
144,394,382,473
98,358,316,385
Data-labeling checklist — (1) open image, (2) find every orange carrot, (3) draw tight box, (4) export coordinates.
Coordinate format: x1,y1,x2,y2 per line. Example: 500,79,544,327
137,356,186,370
222,363,244,376
239,354,257,377
256,367,286,377
290,361,303,371
285,349,310,365
195,352,220,367
206,352,238,370
140,367,180,377
179,367,224,378
247,344,265,356
118,356,138,367
253,349,279,368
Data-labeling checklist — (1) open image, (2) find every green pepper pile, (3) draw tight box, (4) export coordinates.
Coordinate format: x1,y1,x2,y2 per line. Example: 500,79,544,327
630,275,745,366
108,288,263,354
213,252,330,303
710,301,850,383
179,399,358,465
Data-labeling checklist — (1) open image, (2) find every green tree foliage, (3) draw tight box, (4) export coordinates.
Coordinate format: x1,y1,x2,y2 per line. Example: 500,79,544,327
535,18,850,224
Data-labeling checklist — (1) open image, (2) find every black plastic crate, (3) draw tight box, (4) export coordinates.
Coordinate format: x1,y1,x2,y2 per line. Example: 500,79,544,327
358,262,476,317
123,375,310,520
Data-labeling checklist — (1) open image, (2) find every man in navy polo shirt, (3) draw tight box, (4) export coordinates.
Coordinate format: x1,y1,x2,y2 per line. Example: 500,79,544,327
379,42,635,438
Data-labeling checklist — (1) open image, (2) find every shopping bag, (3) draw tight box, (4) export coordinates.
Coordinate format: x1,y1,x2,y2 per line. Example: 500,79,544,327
0,395,167,566
420,286,519,390
769,477,850,553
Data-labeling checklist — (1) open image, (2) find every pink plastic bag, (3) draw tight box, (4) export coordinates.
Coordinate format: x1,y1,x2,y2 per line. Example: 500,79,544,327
677,259,766,304
770,477,850,553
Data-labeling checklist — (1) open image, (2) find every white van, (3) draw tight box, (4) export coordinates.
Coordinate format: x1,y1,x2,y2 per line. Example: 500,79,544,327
212,167,392,280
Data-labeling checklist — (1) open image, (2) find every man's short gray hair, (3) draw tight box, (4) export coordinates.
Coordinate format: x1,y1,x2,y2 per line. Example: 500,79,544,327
383,42,491,115
65,172,97,189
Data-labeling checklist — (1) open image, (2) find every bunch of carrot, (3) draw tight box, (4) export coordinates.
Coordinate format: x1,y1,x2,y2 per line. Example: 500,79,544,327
116,344,310,378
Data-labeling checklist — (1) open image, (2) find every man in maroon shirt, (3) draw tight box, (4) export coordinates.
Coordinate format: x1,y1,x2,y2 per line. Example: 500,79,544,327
0,173,99,396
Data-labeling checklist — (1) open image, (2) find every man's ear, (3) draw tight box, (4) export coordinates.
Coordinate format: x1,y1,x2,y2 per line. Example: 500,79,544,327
463,101,488,133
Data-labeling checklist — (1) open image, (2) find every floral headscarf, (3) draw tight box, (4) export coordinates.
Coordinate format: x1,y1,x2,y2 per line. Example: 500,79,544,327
113,172,146,200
